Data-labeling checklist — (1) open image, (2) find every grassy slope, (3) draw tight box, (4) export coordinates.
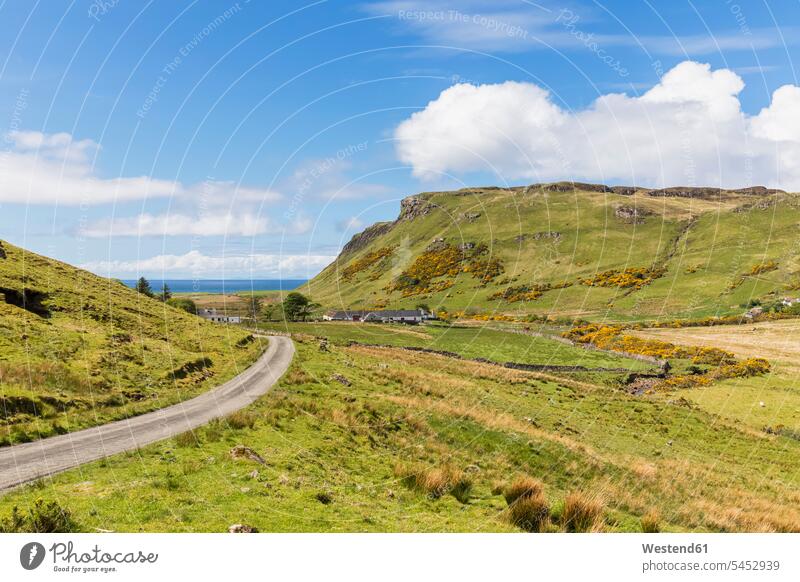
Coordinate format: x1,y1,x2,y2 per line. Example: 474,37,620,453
305,185,800,322
3,333,799,533
258,321,653,371
0,240,264,445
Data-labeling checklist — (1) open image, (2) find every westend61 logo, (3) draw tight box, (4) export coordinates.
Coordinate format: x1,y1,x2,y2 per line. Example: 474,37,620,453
19,541,158,574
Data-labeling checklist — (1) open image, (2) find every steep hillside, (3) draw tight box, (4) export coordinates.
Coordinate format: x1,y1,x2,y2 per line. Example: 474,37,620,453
0,240,264,445
306,182,800,322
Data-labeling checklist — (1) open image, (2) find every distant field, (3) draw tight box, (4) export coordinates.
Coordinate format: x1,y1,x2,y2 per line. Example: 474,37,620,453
257,321,654,371
178,291,284,317
633,320,800,373
633,321,800,431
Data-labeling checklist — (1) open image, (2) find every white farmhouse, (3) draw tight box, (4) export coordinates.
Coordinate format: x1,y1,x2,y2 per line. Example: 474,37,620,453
198,308,241,324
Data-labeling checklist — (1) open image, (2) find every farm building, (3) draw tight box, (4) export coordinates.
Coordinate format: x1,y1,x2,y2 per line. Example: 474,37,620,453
323,308,432,324
198,308,241,324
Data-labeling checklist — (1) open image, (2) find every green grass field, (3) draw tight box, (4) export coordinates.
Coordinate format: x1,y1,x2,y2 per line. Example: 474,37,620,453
3,322,800,533
258,321,654,371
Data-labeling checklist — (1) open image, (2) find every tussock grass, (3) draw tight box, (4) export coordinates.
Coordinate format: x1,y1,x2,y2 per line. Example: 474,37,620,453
394,462,472,503
506,493,550,532
562,491,605,532
226,411,257,430
641,510,661,533
503,475,544,505
174,430,201,448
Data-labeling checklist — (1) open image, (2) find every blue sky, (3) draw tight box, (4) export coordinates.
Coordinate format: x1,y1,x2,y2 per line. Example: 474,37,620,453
1,0,799,279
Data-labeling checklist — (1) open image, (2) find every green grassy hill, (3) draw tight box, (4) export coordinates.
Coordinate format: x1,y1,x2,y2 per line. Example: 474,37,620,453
305,183,800,322
0,239,264,445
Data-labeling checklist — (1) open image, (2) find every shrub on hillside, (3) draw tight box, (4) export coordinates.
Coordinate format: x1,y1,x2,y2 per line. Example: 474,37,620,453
0,499,79,533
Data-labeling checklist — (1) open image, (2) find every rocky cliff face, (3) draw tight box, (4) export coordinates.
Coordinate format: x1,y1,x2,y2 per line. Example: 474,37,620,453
339,221,394,257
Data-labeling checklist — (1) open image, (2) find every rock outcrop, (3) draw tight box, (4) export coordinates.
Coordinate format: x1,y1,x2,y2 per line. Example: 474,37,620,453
340,221,394,257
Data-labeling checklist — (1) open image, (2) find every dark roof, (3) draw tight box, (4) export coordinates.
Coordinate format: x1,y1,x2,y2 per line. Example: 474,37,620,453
328,310,369,318
329,309,424,319
364,310,424,317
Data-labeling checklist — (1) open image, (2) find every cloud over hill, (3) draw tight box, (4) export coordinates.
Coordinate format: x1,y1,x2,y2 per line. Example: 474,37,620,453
396,60,800,189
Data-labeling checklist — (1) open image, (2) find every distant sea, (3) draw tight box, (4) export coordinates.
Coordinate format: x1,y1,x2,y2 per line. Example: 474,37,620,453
121,279,306,294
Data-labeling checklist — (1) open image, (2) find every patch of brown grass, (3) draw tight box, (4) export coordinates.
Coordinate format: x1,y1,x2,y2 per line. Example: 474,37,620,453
503,475,544,505
506,493,550,532
641,510,661,533
562,491,605,532
226,410,257,430
394,462,472,503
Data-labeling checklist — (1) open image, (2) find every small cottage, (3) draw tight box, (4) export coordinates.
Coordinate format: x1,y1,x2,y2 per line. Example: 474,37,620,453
198,308,241,324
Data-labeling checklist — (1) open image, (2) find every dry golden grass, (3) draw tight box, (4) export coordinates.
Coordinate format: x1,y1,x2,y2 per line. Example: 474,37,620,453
394,462,472,502
346,345,601,392
503,476,544,505
562,491,605,532
384,394,603,461
641,510,661,533
507,493,551,532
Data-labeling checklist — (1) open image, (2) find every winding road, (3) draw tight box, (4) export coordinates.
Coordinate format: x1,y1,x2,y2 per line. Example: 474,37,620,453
0,335,294,492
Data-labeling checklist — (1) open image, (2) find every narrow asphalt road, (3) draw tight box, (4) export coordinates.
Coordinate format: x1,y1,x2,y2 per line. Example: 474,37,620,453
0,336,294,492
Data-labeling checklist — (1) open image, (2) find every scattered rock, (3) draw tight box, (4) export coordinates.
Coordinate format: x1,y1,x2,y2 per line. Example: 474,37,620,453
426,238,448,251
615,205,652,224
248,470,260,480
318,338,330,352
464,464,481,474
398,195,434,221
0,242,5,260
228,524,259,533
463,212,481,222
533,231,561,241
240,487,251,494
458,242,476,251
330,373,351,386
229,445,266,465
386,489,395,499
610,185,639,196
542,181,612,193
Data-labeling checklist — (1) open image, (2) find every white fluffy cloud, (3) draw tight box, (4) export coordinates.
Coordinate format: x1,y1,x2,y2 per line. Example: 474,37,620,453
81,250,336,279
0,131,281,206
81,213,273,238
395,61,800,189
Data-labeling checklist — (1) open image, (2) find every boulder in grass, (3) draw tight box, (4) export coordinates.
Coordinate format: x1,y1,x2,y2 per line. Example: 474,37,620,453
228,524,258,533
229,445,266,465
330,373,351,386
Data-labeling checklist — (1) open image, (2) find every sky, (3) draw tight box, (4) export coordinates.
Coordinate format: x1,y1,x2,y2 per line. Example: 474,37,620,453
1,0,799,279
